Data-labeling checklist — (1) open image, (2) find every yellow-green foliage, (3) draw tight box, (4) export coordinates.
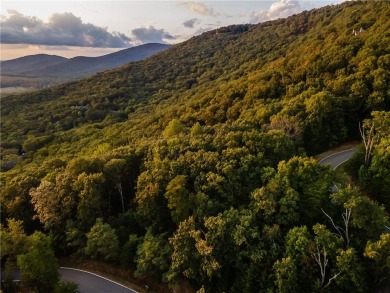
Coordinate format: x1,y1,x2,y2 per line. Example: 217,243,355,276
1,2,389,292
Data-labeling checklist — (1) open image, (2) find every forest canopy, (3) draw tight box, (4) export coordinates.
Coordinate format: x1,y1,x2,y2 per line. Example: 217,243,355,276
1,1,389,292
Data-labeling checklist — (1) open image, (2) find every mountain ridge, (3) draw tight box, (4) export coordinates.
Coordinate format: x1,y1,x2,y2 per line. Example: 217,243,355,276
0,54,68,75
0,43,171,87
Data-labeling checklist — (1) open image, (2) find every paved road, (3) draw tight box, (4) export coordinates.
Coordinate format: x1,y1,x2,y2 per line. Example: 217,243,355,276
318,148,357,170
59,267,138,293
318,148,357,192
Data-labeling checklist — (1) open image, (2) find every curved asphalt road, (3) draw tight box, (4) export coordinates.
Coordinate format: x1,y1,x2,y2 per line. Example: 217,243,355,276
318,148,357,170
59,267,138,293
318,148,357,192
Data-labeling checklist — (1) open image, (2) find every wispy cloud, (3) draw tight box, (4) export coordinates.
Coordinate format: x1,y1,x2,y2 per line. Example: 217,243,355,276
0,10,131,47
222,12,248,19
183,18,200,28
250,0,301,23
178,2,219,17
131,26,175,44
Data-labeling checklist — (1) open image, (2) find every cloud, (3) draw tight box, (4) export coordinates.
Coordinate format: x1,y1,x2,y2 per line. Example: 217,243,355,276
0,10,131,47
250,0,301,24
183,18,200,28
131,26,175,44
178,2,218,17
222,12,248,19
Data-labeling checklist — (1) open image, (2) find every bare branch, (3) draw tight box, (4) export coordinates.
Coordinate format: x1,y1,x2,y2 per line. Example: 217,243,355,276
359,122,366,148
313,246,328,286
359,121,376,165
321,208,344,238
341,208,351,246
324,272,341,288
322,208,351,247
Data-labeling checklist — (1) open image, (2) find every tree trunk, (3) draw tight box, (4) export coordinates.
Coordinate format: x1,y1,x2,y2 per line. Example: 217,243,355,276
116,182,125,213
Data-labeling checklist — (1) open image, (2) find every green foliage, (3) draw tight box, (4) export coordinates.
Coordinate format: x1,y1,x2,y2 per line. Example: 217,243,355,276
344,145,365,178
360,112,390,209
0,1,389,292
364,233,390,285
120,234,141,268
104,158,127,213
277,226,316,292
22,134,54,152
165,175,191,224
66,220,87,254
0,219,28,278
17,231,59,293
169,216,201,281
333,248,366,292
303,91,347,151
1,222,62,292
73,172,105,229
55,281,80,293
163,119,185,138
274,257,298,293
29,171,77,230
2,1,389,155
135,229,172,280
0,173,39,228
285,226,312,259
345,111,390,210
345,191,387,242
258,156,335,226
85,218,119,261
191,122,205,136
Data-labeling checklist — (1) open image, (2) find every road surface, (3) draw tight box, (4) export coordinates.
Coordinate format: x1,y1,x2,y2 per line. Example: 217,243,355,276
59,267,138,293
318,148,357,192
1,268,139,293
318,148,357,170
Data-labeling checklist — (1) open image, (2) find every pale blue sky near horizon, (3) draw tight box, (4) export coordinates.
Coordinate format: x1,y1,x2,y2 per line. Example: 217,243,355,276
1,0,344,60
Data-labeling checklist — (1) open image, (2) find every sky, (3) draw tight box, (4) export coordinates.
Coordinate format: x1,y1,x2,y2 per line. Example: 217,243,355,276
1,0,345,60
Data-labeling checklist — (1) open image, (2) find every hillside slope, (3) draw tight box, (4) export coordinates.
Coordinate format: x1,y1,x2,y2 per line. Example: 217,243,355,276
1,2,389,292
2,1,389,152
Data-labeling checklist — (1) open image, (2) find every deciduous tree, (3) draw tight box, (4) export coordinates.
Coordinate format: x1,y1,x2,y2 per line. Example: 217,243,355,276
85,218,119,261
29,171,76,230
17,232,59,293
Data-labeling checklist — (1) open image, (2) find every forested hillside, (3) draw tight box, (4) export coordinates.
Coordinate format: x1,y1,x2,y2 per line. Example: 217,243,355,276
1,1,389,292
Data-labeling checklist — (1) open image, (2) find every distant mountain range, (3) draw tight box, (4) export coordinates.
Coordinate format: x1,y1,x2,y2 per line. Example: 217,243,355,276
0,43,170,88
1,55,68,76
